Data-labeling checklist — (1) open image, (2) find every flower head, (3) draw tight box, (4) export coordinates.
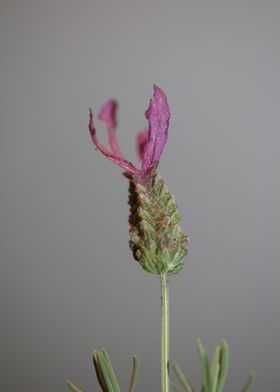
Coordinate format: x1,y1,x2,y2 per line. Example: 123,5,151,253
89,85,170,183
89,85,188,275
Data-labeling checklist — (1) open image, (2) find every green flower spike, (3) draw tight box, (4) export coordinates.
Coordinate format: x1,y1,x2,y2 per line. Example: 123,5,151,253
129,173,188,275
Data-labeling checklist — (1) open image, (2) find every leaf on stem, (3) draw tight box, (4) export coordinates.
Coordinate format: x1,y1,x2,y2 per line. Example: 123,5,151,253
102,350,121,392
170,381,180,392
210,345,221,392
66,379,82,392
197,339,212,392
172,360,194,392
215,340,229,392
240,371,255,392
128,355,139,392
93,349,121,392
93,350,109,392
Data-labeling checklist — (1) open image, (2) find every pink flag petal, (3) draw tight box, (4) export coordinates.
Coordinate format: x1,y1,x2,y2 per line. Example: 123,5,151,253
141,85,170,179
98,99,122,158
98,99,117,129
89,109,140,177
136,129,149,161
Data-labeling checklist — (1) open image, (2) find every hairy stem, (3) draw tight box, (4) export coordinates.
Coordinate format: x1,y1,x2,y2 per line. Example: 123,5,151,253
160,272,169,392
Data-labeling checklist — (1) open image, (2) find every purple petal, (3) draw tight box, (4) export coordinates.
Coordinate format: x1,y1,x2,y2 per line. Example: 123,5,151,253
136,129,149,161
98,99,122,157
141,85,170,179
89,109,140,177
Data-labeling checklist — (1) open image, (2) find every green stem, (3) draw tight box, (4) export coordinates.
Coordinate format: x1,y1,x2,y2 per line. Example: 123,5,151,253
160,272,169,392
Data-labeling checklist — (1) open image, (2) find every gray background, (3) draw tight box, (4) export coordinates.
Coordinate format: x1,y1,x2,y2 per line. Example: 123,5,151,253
0,0,279,391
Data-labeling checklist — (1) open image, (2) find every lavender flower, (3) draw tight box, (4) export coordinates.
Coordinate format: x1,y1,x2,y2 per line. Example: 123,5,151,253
89,85,188,275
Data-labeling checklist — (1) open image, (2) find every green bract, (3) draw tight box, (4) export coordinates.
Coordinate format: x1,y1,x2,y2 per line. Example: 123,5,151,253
128,173,188,275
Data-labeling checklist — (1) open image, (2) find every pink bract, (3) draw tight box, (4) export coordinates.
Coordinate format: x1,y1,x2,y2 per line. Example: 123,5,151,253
136,129,149,161
89,85,170,183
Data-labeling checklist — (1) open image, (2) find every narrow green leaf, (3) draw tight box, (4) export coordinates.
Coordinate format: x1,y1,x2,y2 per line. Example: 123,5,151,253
172,360,193,392
210,346,221,378
211,364,220,392
197,339,211,392
210,346,221,392
128,355,139,392
240,371,255,392
97,352,116,392
66,379,82,392
170,381,180,392
215,340,229,392
101,349,121,392
93,350,108,392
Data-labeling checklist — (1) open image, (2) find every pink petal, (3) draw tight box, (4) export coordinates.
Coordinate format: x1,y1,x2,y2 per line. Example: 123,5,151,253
141,85,170,179
98,99,122,157
89,109,140,177
136,129,149,161
98,99,117,129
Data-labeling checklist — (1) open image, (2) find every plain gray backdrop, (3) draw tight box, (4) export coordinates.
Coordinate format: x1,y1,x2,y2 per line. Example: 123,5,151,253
1,0,279,391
